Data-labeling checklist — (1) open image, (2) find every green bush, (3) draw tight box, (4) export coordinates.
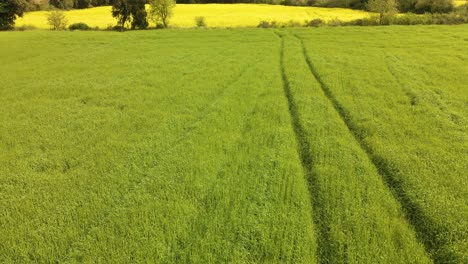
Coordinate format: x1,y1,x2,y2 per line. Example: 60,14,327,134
431,12,465,24
327,18,343,26
15,24,37,31
69,22,91,30
155,22,165,29
455,4,468,20
285,19,302,27
112,25,125,31
394,12,433,24
195,16,206,27
304,18,324,27
257,20,278,28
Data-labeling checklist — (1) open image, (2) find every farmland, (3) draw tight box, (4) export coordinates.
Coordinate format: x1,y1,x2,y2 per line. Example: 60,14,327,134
15,4,370,29
1,25,467,263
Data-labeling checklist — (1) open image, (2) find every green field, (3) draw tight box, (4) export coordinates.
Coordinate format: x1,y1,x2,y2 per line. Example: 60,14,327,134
0,25,467,263
16,4,370,29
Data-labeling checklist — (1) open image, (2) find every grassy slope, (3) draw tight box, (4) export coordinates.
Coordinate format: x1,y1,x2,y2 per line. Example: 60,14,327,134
0,30,316,262
277,30,431,263
293,25,468,262
16,4,370,29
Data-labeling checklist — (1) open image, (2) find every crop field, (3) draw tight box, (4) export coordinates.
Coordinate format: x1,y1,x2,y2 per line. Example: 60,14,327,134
456,0,468,6
0,25,467,263
15,4,370,29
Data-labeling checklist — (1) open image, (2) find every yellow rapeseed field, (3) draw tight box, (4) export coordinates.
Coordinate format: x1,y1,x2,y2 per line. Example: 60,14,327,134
16,4,371,29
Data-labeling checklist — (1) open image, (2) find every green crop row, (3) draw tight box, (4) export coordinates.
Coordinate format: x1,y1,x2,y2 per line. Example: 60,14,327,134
292,25,468,262
0,26,466,263
276,30,431,263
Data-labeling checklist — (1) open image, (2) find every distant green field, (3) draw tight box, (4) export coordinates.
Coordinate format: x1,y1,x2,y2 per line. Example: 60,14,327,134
16,4,370,29
0,25,467,263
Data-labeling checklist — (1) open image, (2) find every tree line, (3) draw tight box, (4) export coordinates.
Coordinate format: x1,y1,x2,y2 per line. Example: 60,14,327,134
6,0,458,13
0,0,463,30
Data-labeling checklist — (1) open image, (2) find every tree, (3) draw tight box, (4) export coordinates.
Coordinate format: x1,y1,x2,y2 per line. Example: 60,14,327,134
47,10,68,30
149,0,175,28
112,0,131,31
367,0,398,24
112,0,148,31
0,0,26,30
49,0,74,9
129,0,148,29
415,0,453,13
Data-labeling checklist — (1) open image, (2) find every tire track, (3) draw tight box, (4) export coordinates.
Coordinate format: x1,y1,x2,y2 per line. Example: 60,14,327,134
275,31,324,264
292,33,440,262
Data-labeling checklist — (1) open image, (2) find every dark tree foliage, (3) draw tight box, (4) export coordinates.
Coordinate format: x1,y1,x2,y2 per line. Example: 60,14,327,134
414,0,453,13
174,0,367,9
23,0,48,11
112,0,147,30
40,0,454,14
0,0,26,30
49,0,74,9
112,0,131,30
130,0,148,29
397,0,453,13
47,0,116,9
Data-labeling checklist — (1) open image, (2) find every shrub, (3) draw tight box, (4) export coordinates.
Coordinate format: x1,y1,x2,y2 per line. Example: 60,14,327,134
455,4,468,19
341,16,380,26
195,16,206,27
363,15,381,25
47,10,68,30
257,20,278,28
155,22,165,29
15,24,37,31
112,25,125,31
285,20,302,27
69,22,91,30
393,12,433,24
327,18,343,26
304,18,324,27
342,19,364,26
431,12,465,24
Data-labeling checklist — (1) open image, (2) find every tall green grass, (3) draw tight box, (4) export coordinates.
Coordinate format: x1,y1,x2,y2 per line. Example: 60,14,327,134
276,30,431,263
0,25,466,263
292,25,468,262
0,30,316,262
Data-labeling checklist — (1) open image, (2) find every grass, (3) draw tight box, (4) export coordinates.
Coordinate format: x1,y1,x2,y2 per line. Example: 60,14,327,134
291,25,468,262
277,30,430,263
15,4,370,29
0,25,467,262
0,30,317,262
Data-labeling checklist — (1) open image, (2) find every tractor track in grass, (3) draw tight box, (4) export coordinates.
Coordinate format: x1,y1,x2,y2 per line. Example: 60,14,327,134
58,65,251,262
292,33,438,262
275,31,324,264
